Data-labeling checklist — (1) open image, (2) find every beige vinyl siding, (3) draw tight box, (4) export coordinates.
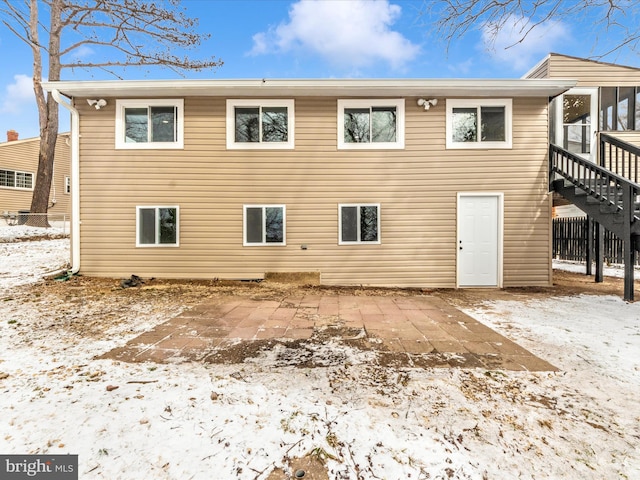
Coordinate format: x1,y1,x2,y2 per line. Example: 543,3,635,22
526,57,550,79
0,135,70,215
51,137,71,215
544,54,640,86
608,131,640,146
599,132,640,182
76,96,551,288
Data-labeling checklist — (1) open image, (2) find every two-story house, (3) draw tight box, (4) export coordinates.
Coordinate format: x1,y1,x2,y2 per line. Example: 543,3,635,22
42,75,577,289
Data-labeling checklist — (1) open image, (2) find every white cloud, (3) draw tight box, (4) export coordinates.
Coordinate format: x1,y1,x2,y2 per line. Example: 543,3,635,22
1,74,35,114
249,0,420,71
70,45,95,60
482,15,570,71
448,58,474,75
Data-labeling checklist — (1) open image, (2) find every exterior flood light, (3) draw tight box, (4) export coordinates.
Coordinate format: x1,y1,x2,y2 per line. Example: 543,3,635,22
417,98,438,110
87,99,107,110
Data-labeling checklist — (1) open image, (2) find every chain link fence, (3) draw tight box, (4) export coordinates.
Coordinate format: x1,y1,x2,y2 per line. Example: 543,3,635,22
1,212,70,235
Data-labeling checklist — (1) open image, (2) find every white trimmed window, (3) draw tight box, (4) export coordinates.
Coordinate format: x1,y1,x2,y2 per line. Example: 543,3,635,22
227,100,295,149
338,99,404,149
136,206,179,247
446,99,512,149
65,176,71,194
116,99,184,149
243,205,286,246
339,203,381,245
0,169,33,190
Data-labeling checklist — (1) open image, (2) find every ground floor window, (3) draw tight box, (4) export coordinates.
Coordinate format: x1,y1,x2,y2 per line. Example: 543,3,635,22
136,206,179,247
243,205,286,246
339,203,380,244
0,169,33,190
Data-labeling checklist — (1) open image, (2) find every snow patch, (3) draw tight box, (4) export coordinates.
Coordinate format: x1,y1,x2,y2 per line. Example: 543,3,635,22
0,237,639,479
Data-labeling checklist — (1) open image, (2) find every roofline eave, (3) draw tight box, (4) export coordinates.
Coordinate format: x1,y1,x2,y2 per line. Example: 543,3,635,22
42,78,577,99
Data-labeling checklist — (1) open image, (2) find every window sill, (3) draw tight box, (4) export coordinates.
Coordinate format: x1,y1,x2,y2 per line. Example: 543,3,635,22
446,142,512,150
227,142,294,150
116,142,184,150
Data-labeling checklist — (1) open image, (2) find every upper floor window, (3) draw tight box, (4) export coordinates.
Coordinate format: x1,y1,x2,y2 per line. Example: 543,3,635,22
600,86,640,131
136,206,179,247
116,99,184,149
0,169,33,190
227,100,295,149
446,99,512,149
338,99,404,149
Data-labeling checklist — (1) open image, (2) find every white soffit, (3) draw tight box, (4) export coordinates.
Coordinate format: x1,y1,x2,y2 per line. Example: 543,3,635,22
42,78,576,99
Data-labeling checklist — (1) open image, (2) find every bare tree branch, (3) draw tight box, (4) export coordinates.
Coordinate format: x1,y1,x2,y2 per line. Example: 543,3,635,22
1,0,34,48
421,0,640,60
0,0,223,222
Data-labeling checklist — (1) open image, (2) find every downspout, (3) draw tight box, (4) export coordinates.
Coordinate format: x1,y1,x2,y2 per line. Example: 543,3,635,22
51,89,80,274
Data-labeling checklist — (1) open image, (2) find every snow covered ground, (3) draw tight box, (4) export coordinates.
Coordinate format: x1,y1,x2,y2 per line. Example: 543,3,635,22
553,258,640,279
1,226,639,479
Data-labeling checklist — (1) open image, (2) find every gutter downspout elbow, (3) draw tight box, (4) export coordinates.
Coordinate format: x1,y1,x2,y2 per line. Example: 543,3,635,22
51,89,80,274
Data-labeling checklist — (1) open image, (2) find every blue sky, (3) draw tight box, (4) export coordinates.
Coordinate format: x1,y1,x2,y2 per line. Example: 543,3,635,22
1,0,639,139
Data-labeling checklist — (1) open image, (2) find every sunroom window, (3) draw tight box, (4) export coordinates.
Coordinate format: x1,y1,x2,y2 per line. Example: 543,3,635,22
600,86,640,131
446,99,512,149
116,99,184,149
227,100,294,149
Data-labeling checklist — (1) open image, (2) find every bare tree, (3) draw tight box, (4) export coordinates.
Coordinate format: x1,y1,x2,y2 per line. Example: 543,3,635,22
424,0,640,59
0,0,222,226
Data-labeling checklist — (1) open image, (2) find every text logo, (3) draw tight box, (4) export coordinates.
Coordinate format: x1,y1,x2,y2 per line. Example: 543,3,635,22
1,455,78,479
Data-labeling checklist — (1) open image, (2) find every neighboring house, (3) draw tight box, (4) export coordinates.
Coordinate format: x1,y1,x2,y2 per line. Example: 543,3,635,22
42,76,575,288
0,131,71,219
525,53,640,217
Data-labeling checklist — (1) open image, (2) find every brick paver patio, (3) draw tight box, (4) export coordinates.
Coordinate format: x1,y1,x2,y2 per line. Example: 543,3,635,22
100,294,556,371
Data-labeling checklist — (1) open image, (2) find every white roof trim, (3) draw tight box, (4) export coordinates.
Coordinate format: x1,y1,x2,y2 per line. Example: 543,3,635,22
0,132,70,148
43,78,576,99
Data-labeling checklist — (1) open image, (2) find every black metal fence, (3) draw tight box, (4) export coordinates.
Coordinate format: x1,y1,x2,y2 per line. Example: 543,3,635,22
553,216,639,265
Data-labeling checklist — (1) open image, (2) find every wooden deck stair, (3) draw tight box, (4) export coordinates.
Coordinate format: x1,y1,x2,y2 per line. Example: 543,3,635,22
550,134,640,301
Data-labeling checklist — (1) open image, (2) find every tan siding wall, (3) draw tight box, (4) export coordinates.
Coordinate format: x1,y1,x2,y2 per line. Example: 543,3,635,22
76,96,551,288
51,137,71,216
0,136,71,215
525,58,550,79
608,131,640,147
600,132,640,182
546,54,640,86
0,139,36,213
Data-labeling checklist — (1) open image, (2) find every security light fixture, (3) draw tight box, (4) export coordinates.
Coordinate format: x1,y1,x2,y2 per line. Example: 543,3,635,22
87,99,107,110
417,98,438,110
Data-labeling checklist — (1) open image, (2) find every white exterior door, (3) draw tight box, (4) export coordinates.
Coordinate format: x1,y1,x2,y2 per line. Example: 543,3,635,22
457,193,502,287
553,87,598,162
